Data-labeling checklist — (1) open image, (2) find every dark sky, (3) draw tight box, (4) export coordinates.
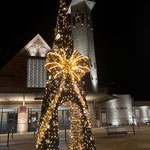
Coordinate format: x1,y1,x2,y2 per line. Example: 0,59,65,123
0,0,150,100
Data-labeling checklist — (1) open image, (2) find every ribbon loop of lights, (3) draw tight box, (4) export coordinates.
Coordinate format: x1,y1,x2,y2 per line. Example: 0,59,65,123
45,47,90,81
36,47,95,149
36,0,96,148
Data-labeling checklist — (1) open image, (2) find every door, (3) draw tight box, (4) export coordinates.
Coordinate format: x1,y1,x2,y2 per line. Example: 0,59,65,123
58,110,70,130
28,108,41,132
7,112,17,133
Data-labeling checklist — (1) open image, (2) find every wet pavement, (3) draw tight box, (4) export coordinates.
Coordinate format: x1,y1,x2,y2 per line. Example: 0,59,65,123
0,125,150,150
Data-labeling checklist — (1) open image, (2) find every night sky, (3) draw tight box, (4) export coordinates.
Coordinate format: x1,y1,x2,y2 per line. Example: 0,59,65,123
0,0,150,100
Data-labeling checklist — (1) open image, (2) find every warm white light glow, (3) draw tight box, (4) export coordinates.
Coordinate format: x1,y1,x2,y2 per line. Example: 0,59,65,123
28,47,37,56
36,48,91,149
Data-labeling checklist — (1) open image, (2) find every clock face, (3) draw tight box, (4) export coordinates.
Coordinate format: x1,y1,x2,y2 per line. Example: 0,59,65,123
74,10,83,23
72,9,84,26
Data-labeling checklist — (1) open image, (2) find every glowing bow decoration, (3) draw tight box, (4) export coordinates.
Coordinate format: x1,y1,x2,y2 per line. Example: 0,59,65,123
36,48,91,148
45,48,90,81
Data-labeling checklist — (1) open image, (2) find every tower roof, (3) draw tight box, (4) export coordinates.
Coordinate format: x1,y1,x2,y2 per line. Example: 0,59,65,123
68,0,95,14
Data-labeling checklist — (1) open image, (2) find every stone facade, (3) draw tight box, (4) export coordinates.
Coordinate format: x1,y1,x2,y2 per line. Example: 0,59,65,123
0,34,49,134
100,95,133,126
17,106,28,133
69,0,99,92
0,33,149,134
0,1,150,134
133,102,150,124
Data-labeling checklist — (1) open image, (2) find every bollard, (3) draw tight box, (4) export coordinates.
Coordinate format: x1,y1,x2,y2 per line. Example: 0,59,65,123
137,122,140,129
34,127,36,137
122,121,125,127
132,123,135,135
106,122,109,136
132,122,135,135
132,116,135,135
11,127,14,139
65,125,67,143
7,129,10,147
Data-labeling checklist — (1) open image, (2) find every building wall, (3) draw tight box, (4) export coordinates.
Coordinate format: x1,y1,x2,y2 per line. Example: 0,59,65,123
0,93,43,133
0,99,71,134
133,106,150,124
1,31,150,134
71,1,99,92
100,95,133,126
1,92,150,133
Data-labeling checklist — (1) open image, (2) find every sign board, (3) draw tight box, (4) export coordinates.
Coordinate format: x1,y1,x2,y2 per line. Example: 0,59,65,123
20,106,26,114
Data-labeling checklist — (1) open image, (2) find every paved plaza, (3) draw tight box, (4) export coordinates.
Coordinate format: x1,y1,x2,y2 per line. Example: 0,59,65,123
0,125,150,150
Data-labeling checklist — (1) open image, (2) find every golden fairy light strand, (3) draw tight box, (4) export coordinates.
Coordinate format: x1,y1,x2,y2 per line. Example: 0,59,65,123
71,76,92,128
62,101,84,150
36,74,66,148
36,0,96,148
45,48,90,81
36,48,90,148
69,102,84,150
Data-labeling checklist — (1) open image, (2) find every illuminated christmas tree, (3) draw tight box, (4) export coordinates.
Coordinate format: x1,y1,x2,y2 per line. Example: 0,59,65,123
36,0,96,149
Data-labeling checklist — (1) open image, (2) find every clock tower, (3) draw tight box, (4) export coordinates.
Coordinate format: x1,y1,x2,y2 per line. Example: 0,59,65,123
68,0,99,92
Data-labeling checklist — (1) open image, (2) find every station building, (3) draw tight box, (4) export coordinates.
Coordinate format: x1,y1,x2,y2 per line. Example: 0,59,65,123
0,0,150,134
0,34,112,133
0,34,150,134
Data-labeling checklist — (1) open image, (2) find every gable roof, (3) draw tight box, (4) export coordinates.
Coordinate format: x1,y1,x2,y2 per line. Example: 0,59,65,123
0,34,51,93
19,34,51,57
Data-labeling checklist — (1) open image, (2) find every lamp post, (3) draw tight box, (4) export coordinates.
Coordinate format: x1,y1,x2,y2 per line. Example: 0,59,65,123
132,116,135,135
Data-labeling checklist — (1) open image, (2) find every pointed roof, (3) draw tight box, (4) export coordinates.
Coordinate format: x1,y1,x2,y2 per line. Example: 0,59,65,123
24,34,50,50
0,34,51,93
21,34,51,57
68,0,95,14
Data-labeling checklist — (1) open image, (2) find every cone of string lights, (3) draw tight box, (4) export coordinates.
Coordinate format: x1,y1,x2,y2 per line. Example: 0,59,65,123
36,0,96,149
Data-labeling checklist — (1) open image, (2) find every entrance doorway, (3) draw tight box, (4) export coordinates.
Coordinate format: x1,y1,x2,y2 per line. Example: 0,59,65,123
7,112,18,132
0,108,18,134
101,108,107,126
58,108,70,130
28,108,41,132
58,106,70,150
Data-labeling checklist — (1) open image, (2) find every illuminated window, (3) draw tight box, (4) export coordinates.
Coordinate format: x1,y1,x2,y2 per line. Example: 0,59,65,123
148,109,150,118
27,59,47,88
94,62,96,69
135,109,140,118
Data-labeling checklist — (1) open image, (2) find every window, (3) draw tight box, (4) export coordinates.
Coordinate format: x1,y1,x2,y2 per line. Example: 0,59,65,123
101,113,107,123
28,108,41,132
148,109,150,118
135,109,140,118
27,59,47,88
94,62,97,69
0,109,18,134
